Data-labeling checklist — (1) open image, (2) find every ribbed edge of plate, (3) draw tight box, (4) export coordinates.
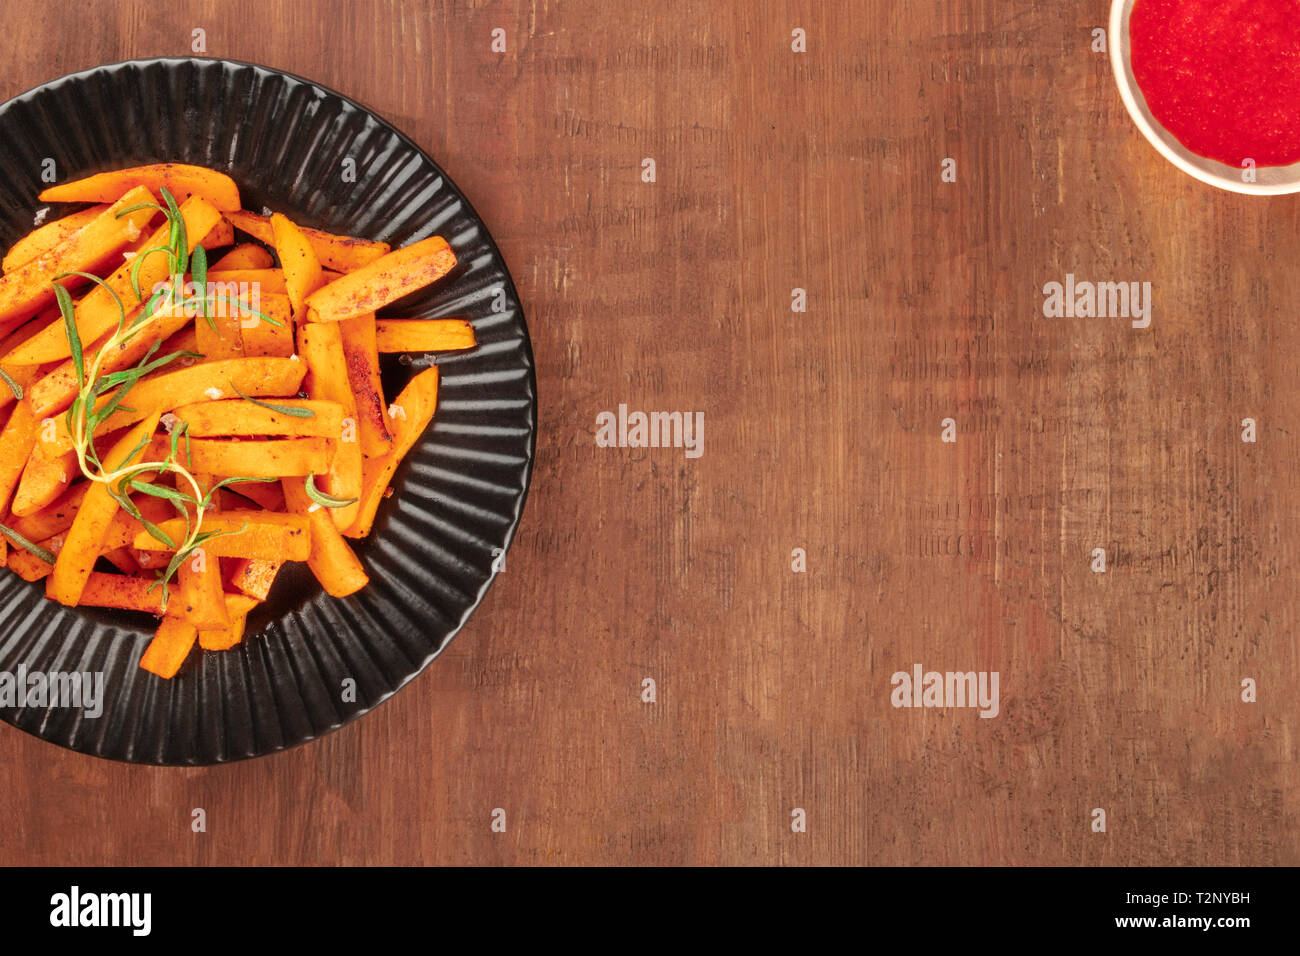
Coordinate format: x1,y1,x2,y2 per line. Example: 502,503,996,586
0,58,536,764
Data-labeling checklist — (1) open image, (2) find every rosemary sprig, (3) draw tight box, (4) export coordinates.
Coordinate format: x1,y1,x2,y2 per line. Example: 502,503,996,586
230,383,315,417
0,523,56,564
54,188,280,608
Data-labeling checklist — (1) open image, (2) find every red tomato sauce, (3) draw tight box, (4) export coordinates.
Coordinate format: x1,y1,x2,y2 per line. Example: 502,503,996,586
1130,0,1300,167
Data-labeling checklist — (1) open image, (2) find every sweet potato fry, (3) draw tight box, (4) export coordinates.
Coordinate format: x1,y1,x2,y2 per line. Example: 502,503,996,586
132,548,171,571
0,402,36,515
175,549,229,630
139,615,198,679
132,511,310,561
40,163,241,212
184,437,333,477
0,302,60,357
5,196,223,365
48,413,161,606
194,301,245,361
8,482,89,542
235,292,293,357
79,573,165,614
305,236,457,323
0,309,60,415
2,205,109,273
227,209,390,272
375,318,477,352
338,314,392,456
347,367,439,538
40,357,308,455
283,477,369,597
200,216,234,250
11,445,79,517
101,547,139,574
226,557,283,600
297,322,361,527
0,187,158,332
160,324,199,355
8,548,52,581
270,213,324,317
213,242,274,271
198,593,259,650
173,399,343,438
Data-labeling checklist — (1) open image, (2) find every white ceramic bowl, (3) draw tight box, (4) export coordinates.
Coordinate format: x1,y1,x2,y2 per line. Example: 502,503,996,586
1110,0,1300,195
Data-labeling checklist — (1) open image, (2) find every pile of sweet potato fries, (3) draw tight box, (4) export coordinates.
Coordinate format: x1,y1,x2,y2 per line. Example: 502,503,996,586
0,163,476,677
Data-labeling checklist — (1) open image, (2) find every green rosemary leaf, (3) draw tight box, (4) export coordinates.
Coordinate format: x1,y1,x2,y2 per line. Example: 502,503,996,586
98,347,198,391
84,439,105,472
107,485,141,521
95,380,135,423
174,293,279,331
150,549,191,600
140,519,175,550
115,202,164,219
211,295,282,328
161,186,181,233
54,271,126,326
305,473,358,508
96,338,162,393
0,523,56,564
200,476,277,511
229,383,315,417
130,246,171,304
192,244,209,328
0,367,23,401
54,284,84,389
129,479,196,505
161,187,188,280
191,522,248,548
117,429,155,470
169,419,188,463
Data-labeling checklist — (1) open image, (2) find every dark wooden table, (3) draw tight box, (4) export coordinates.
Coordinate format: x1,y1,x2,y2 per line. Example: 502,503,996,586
0,0,1293,866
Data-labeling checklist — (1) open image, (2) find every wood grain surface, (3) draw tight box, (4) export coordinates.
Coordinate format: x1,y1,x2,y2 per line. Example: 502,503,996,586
0,0,1295,866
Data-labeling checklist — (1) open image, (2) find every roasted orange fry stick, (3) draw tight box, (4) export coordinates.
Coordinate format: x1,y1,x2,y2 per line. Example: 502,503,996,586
375,318,477,352
304,236,457,323
40,163,240,212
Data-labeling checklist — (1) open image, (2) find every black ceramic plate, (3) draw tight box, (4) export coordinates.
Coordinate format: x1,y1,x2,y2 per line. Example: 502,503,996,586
0,58,535,764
